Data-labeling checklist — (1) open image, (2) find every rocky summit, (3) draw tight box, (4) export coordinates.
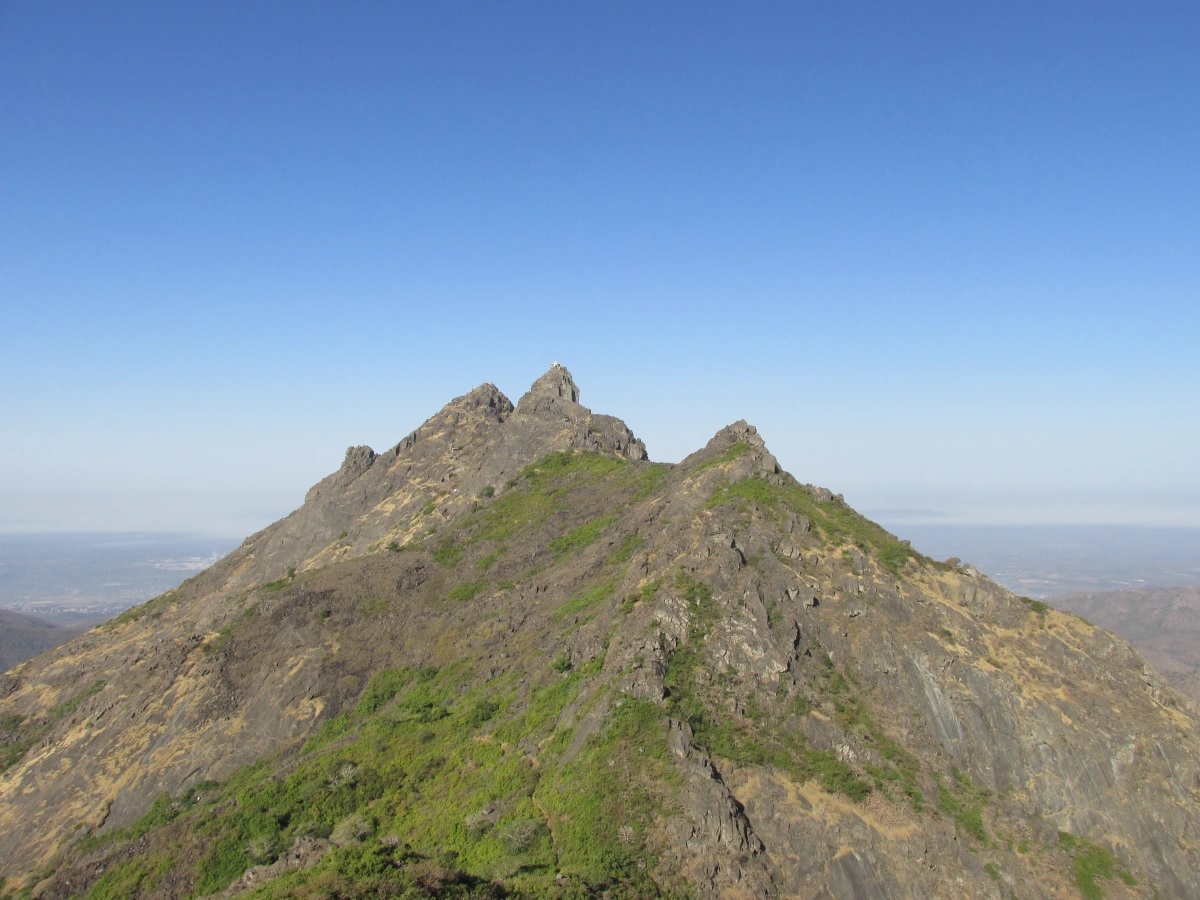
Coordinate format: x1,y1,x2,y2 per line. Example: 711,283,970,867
1,365,1198,899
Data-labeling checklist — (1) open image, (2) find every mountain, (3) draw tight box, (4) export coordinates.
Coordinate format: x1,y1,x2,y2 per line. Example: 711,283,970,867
0,610,82,673
1,364,1198,899
1053,585,1200,703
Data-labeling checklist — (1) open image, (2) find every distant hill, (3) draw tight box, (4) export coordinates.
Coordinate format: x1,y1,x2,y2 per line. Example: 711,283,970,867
2,364,1198,898
0,610,82,672
1054,585,1200,702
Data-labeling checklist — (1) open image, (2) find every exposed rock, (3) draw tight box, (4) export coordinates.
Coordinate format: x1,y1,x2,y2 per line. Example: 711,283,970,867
1,365,1196,899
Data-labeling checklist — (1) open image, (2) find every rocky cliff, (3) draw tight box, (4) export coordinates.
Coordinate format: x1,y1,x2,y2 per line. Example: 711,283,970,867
0,366,1196,899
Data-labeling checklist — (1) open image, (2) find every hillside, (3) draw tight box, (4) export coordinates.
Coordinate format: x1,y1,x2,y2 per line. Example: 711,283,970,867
1,365,1197,899
0,611,81,673
1054,585,1200,703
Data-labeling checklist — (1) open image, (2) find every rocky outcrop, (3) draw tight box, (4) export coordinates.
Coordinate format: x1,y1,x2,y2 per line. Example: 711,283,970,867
219,365,646,590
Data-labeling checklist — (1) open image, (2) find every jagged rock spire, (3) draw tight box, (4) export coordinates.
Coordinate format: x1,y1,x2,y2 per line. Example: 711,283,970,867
517,362,581,411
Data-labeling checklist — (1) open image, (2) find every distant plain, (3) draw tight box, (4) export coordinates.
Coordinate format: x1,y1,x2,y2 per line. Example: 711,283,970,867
0,532,237,626
879,523,1200,597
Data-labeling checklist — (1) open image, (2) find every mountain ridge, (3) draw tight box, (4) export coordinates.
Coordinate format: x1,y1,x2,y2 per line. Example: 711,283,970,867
1053,585,1200,702
0,610,83,673
1,365,1197,898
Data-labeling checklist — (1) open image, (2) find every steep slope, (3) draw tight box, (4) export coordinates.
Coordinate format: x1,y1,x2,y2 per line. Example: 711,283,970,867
0,611,82,673
1,366,1197,899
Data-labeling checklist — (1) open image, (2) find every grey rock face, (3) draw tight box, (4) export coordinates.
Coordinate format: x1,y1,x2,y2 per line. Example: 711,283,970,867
517,361,580,407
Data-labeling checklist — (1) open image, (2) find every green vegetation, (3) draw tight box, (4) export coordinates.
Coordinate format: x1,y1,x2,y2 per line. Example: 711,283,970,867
476,547,505,570
813,667,925,811
1020,596,1050,616
1058,831,1137,899
73,781,221,858
695,440,751,471
704,474,924,571
409,454,667,605
360,596,388,615
606,532,644,565
61,649,682,897
879,539,912,575
106,587,182,627
704,475,776,512
937,769,990,844
531,697,677,891
658,569,878,805
0,714,44,775
522,450,628,482
432,536,464,567
549,513,617,559
86,852,173,899
675,570,718,640
448,580,486,603
469,487,557,543
462,451,626,546
638,577,663,605
262,571,293,592
49,679,107,720
630,463,670,500
551,579,617,624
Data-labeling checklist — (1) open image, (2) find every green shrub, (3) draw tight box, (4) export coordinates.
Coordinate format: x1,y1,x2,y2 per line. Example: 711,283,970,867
1020,596,1049,616
432,536,463,567
937,771,990,844
879,540,912,574
1058,831,1136,899
463,698,500,728
355,668,415,717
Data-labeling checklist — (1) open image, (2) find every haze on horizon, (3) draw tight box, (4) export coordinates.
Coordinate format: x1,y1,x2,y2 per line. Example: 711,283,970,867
2,3,1197,538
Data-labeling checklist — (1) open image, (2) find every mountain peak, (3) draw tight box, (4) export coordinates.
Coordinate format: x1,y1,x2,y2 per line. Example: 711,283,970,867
517,361,581,412
4,370,1198,897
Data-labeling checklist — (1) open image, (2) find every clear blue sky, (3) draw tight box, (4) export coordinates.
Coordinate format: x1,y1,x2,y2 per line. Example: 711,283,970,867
2,1,1197,535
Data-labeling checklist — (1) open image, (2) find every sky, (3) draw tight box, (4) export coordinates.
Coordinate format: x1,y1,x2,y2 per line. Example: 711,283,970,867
2,1,1198,536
